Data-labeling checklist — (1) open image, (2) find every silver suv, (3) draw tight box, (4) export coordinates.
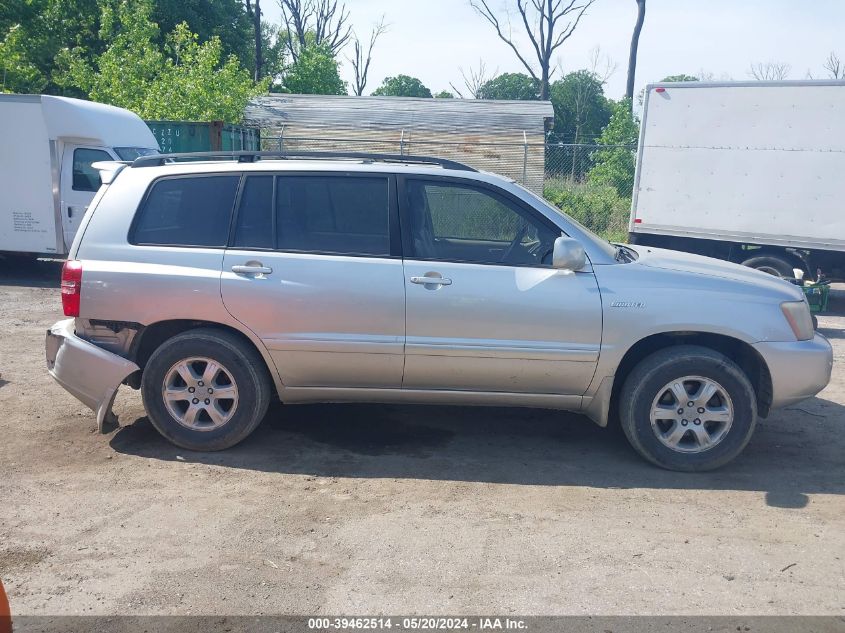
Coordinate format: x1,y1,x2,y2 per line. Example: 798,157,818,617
46,151,833,471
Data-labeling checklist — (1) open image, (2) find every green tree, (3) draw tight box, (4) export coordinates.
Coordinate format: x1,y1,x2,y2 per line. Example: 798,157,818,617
1,24,46,92
282,42,346,94
260,22,286,88
434,90,455,98
549,70,612,144
59,0,266,122
637,75,698,105
478,72,538,100
0,0,101,95
153,0,253,73
588,98,640,197
372,75,432,98
660,74,698,82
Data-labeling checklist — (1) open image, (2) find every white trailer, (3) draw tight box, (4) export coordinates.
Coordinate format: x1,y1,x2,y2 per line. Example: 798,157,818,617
0,95,159,256
629,80,845,279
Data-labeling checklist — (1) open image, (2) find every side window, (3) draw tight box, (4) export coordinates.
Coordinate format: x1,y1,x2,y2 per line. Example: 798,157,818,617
233,176,273,249
72,148,112,192
132,176,239,247
406,180,559,266
275,176,390,256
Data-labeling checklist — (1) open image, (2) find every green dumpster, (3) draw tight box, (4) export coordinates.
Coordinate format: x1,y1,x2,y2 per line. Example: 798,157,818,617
146,120,260,154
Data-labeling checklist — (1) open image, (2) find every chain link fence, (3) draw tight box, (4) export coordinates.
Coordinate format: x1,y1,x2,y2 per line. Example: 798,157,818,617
261,135,636,241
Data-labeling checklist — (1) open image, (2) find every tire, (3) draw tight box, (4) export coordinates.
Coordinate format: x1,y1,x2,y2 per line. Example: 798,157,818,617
619,345,757,472
740,254,795,278
141,328,272,451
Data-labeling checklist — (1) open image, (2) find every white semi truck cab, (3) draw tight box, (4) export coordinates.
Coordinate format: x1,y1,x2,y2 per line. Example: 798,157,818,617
0,94,159,256
629,80,845,281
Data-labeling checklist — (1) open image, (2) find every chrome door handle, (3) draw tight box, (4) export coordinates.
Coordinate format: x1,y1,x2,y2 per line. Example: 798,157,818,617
232,265,273,275
410,275,452,286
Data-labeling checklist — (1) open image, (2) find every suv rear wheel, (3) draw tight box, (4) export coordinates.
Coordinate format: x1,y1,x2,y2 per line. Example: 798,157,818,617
141,328,271,451
619,345,757,471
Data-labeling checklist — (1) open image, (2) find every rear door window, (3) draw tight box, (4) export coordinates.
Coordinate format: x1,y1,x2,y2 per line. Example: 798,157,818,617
132,175,239,247
232,176,274,249
230,175,391,256
275,176,390,256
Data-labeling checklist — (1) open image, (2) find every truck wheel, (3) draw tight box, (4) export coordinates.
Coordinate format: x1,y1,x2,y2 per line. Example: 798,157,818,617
619,345,757,472
141,328,271,451
740,254,795,278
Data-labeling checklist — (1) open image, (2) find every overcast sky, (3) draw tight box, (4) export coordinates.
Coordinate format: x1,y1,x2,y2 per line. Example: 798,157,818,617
262,0,845,99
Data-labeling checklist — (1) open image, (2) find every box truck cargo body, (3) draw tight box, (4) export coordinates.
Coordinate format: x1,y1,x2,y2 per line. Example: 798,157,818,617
0,95,159,256
629,80,845,279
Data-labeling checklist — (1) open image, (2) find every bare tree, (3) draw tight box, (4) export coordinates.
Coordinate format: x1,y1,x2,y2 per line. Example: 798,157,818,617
748,61,791,80
625,0,645,107
564,50,614,177
279,0,352,62
586,46,616,82
469,0,596,100
449,59,497,99
824,51,843,79
348,16,387,96
245,0,263,81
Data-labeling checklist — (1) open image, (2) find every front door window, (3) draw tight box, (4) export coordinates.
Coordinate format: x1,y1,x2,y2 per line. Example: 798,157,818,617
405,180,559,267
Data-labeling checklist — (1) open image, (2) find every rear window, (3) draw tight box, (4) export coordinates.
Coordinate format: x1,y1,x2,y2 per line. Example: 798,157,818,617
132,176,239,247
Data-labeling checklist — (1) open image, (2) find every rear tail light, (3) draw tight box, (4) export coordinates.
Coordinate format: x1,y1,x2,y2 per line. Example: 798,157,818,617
61,260,83,317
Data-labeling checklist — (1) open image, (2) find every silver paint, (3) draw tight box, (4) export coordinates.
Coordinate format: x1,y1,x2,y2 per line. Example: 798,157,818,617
47,158,833,435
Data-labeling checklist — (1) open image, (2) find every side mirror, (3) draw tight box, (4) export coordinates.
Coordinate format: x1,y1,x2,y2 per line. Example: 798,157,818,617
552,236,586,271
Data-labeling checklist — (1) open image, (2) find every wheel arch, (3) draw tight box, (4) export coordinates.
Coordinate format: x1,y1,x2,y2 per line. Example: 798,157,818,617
128,319,283,396
737,248,809,278
608,331,773,426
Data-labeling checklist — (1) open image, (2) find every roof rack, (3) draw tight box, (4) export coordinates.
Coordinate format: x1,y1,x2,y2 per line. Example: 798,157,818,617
131,150,477,172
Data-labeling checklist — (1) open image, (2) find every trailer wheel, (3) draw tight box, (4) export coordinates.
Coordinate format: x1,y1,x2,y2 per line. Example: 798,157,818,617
740,254,795,278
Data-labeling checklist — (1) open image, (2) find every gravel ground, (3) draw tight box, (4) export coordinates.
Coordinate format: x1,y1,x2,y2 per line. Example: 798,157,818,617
0,259,843,616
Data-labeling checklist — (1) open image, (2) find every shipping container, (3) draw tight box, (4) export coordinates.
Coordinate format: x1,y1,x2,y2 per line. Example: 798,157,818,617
146,120,260,154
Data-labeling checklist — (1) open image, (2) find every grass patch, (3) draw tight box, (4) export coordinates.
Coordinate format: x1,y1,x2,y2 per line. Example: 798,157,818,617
543,178,631,243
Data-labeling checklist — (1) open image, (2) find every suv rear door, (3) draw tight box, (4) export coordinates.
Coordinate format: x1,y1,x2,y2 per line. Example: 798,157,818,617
220,172,406,388
399,176,602,396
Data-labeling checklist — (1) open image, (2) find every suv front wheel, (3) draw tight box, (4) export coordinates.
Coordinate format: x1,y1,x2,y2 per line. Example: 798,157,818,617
619,345,757,471
141,328,272,451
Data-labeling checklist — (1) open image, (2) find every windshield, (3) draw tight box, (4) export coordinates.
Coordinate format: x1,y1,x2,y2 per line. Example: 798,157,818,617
114,147,159,161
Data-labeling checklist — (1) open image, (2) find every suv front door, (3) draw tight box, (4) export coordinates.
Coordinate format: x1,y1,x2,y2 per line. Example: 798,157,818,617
400,177,602,396
220,173,405,389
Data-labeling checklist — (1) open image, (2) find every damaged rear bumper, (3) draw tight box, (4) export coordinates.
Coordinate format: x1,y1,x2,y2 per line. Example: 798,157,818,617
46,318,140,432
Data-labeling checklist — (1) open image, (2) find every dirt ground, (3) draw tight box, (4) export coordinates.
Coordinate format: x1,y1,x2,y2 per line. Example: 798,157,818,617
0,259,843,616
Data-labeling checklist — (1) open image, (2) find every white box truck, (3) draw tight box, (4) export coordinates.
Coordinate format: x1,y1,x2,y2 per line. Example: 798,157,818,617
1,94,159,256
629,80,845,280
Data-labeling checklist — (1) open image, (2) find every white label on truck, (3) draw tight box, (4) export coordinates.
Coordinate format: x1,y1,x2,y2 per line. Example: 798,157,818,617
12,211,48,234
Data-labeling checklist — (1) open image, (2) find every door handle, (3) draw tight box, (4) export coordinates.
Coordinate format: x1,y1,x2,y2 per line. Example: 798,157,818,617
232,264,273,275
410,275,452,286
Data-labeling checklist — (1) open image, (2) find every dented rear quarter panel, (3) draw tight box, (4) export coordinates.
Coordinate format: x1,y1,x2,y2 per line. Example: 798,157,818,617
72,167,285,394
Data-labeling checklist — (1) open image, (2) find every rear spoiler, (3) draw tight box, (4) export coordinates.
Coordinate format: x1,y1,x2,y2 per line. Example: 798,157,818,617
91,161,130,185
